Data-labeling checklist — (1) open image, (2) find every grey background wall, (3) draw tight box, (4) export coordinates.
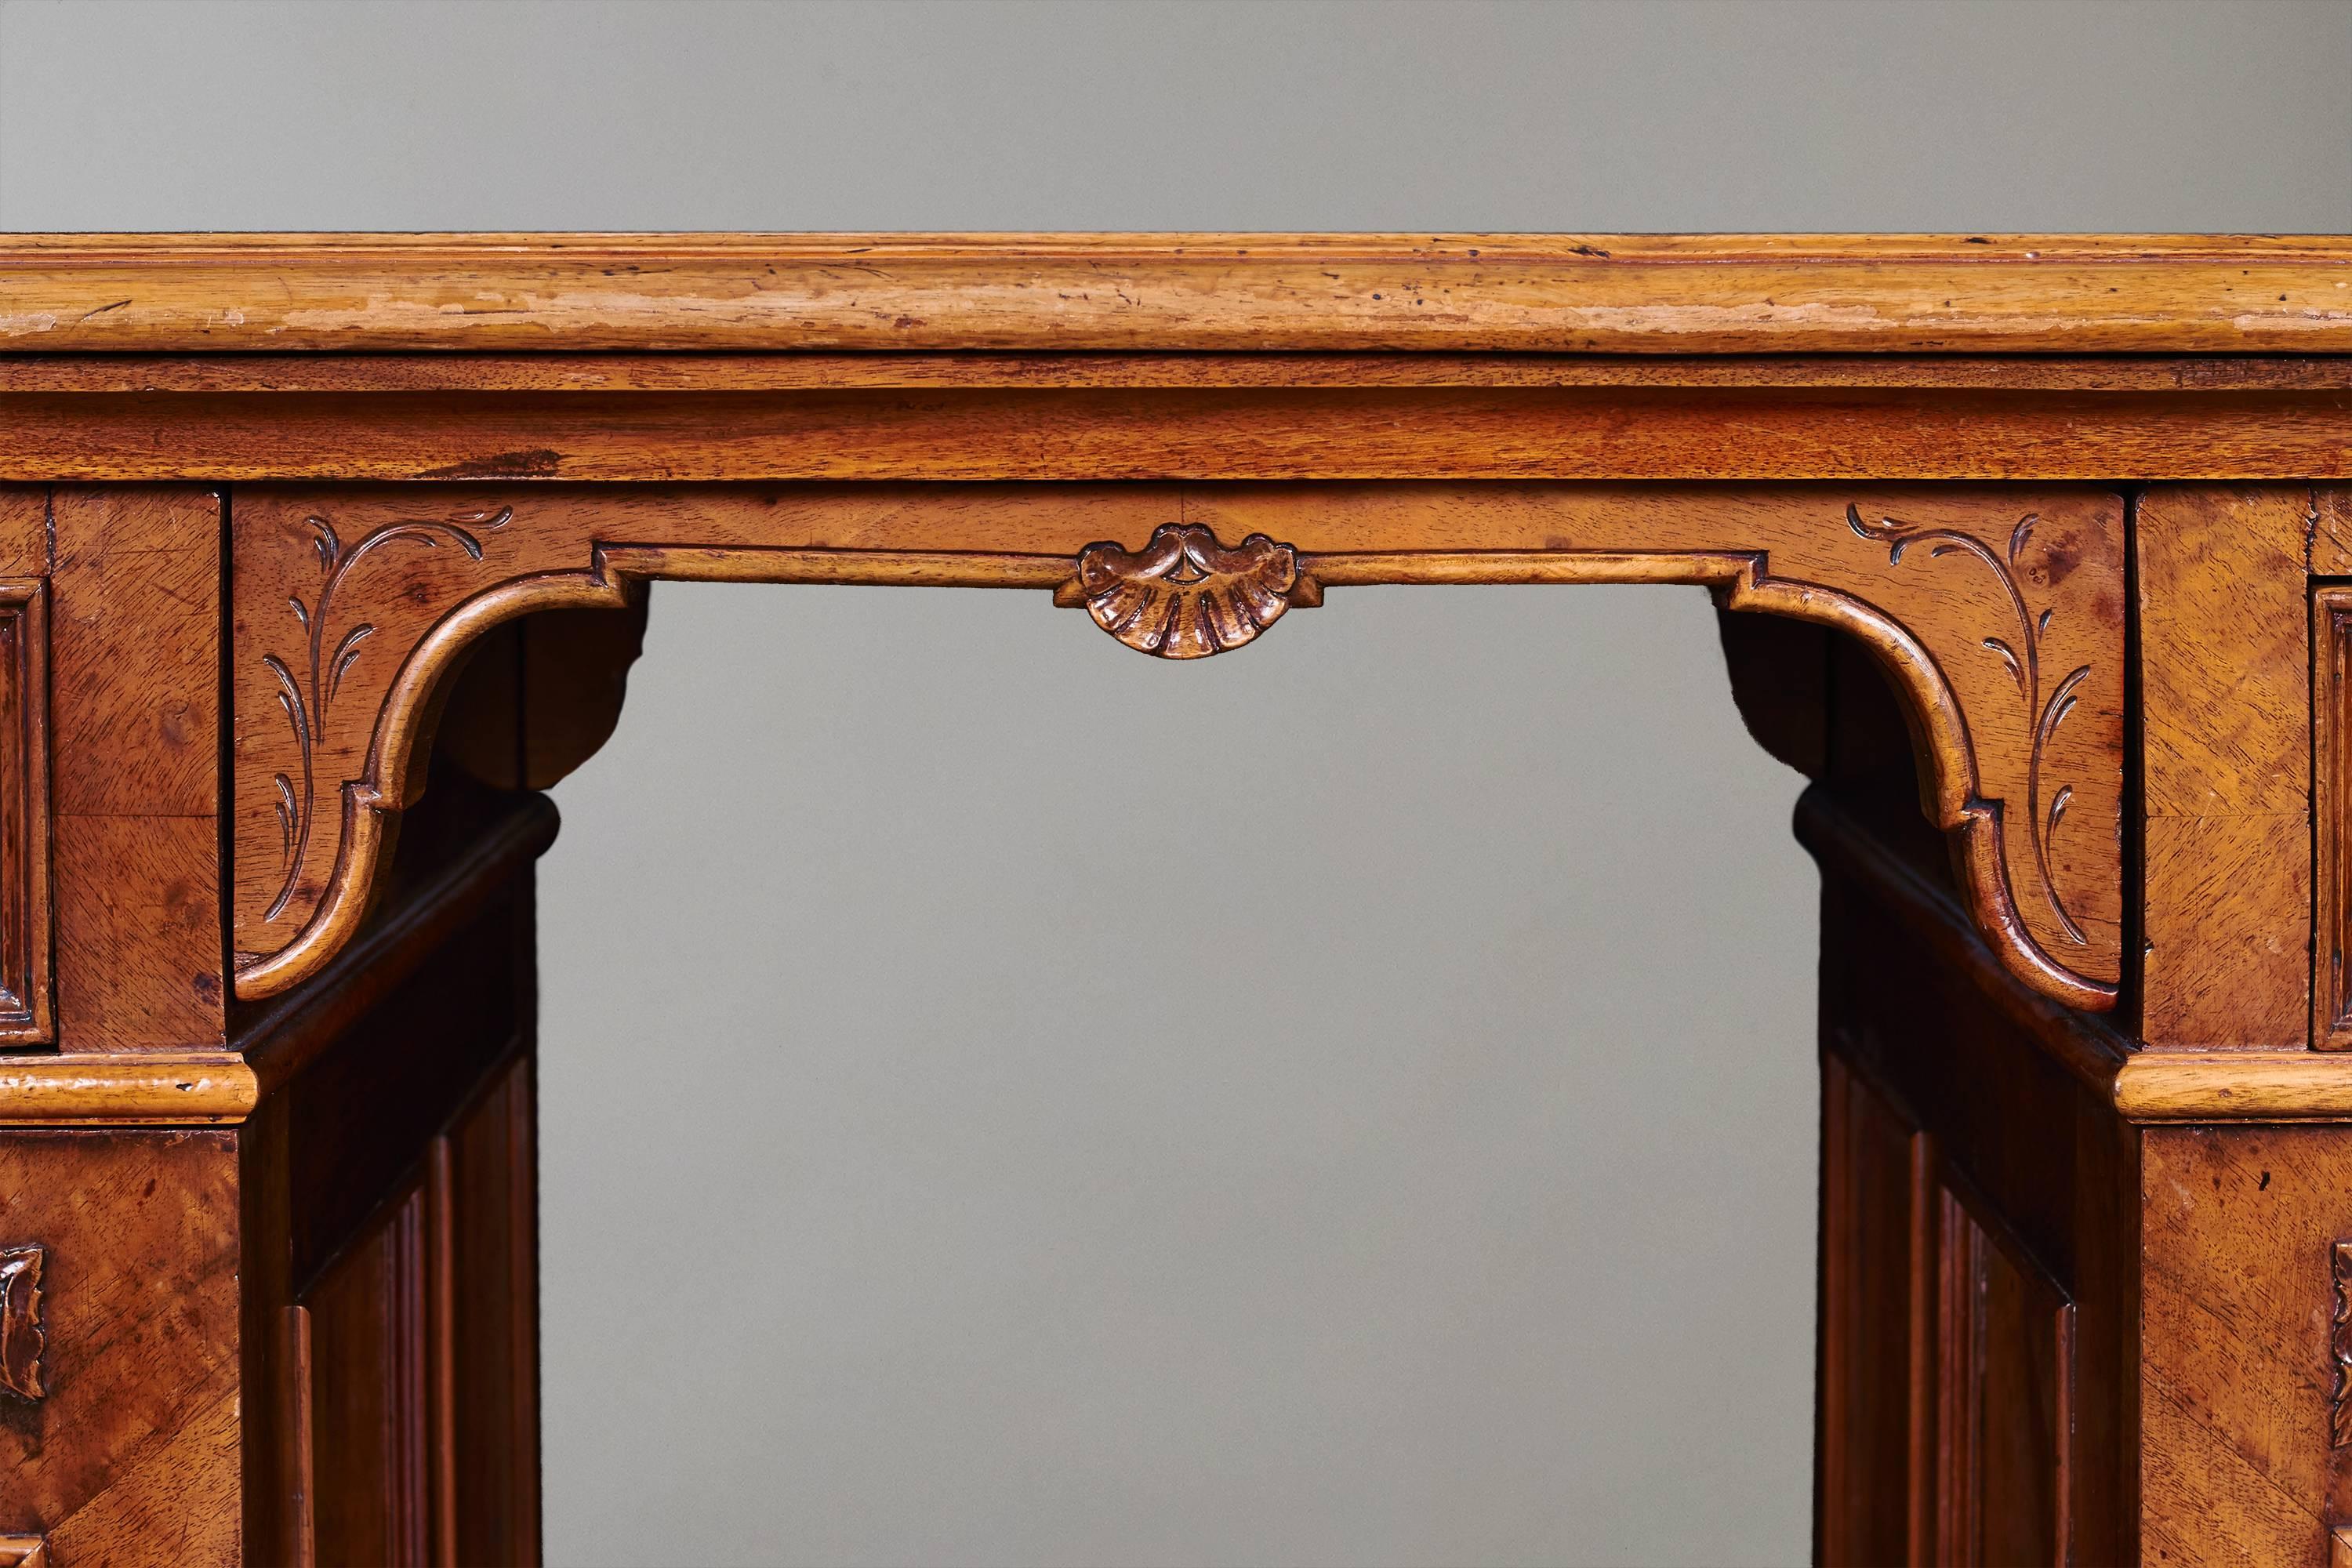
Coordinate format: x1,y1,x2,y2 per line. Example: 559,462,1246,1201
5,2,2349,1563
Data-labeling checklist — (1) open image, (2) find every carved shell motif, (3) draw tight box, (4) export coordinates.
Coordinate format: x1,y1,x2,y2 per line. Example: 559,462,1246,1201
1076,525,1298,659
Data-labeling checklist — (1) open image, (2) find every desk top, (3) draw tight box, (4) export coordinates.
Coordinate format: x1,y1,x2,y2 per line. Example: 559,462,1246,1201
5,232,2352,354
0,232,2347,1123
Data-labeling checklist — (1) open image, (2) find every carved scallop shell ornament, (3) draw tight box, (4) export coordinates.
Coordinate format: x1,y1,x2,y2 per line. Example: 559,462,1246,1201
1076,524,1298,659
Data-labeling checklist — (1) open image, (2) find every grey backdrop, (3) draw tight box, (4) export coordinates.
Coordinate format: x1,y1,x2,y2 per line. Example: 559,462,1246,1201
5,2,2349,1564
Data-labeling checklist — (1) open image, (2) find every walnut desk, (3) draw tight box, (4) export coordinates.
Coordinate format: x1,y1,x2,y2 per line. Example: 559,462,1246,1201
1,234,2350,1563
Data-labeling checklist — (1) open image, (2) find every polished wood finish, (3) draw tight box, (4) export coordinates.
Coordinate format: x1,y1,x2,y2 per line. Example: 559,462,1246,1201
433,602,648,796
20,350,2352,394
9,233,2352,354
288,1059,532,1568
226,482,2125,1012
0,1056,256,1124
0,1243,45,1402
1073,524,1301,659
2318,585,2352,1049
303,1180,430,1566
49,488,226,1054
441,1058,539,1568
2140,486,2316,1051
0,1131,241,1563
1817,1058,2074,1564
11,381,2352,486
2139,1126,2352,1563
0,579,53,1047
1804,778,2134,1563
2,234,2350,1562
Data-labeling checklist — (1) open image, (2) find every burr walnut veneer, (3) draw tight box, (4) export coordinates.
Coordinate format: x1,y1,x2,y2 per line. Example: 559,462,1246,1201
3,234,2352,1563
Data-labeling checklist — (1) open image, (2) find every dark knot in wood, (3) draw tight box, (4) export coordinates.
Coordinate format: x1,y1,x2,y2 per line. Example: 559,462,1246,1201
1076,524,1298,659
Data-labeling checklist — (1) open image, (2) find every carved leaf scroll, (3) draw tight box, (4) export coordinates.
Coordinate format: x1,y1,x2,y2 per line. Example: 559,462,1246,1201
0,1243,44,1403
1845,505,2092,949
260,506,512,925
1076,524,1298,659
1188,484,2122,1007
232,485,2122,1015
2334,1240,2352,1447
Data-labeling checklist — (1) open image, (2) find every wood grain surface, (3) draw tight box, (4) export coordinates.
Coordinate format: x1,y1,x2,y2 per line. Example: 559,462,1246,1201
228,482,2125,1013
0,581,53,1047
2317,586,2352,1051
15,350,2352,394
4,386,2351,486
0,495,49,1050
12,233,2352,1559
0,1131,241,1566
8,233,2352,354
1812,809,2130,1560
2140,1126,2352,1566
2139,487,2314,1050
47,489,225,1054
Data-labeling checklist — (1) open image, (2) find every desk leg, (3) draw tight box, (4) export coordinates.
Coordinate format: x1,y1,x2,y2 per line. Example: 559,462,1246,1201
241,804,548,1567
1807,782,2134,1565
1809,784,2352,1565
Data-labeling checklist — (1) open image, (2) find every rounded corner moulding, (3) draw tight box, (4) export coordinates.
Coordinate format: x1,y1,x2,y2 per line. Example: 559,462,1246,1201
229,485,2123,1014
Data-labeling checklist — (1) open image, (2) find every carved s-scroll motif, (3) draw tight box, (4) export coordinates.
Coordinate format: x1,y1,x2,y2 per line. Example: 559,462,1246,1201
236,497,554,990
0,1243,44,1402
1845,506,2090,948
1189,483,2123,1007
232,485,2122,1014
1076,524,1298,658
260,507,511,924
2333,1240,2352,1447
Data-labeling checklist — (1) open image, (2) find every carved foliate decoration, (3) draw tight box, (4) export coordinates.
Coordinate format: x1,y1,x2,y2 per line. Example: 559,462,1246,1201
231,485,2122,1014
2334,1240,2352,1447
1076,524,1298,659
260,506,513,926
1226,487,2122,1009
1845,506,2092,950
0,1243,45,1402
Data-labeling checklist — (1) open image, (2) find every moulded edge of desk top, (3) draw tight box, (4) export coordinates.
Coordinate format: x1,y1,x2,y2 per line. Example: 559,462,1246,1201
0,1046,2343,1127
8,233,2352,354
